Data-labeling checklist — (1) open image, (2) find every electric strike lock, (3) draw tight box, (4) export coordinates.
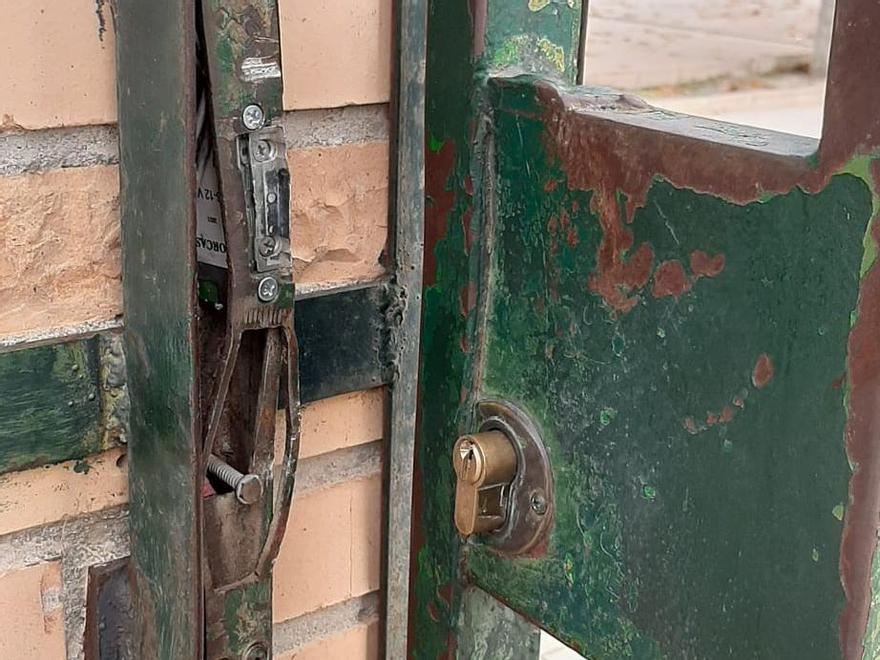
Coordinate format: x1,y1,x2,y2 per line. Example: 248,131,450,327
195,1,300,658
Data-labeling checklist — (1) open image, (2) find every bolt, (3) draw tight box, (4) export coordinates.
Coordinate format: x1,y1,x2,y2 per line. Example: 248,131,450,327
267,192,278,204
206,454,263,505
257,276,279,303
241,104,264,130
530,490,548,516
253,139,274,162
258,236,278,258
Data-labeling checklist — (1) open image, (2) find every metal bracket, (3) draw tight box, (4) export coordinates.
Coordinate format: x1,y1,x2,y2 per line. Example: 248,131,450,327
239,127,291,274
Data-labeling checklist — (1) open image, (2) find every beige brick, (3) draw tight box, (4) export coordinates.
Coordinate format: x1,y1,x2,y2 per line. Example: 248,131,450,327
0,0,389,129
0,449,127,536
350,476,382,597
278,622,379,660
0,166,120,340
274,476,382,622
280,0,391,110
0,562,66,659
290,142,388,288
0,138,387,339
0,1,115,130
277,388,385,461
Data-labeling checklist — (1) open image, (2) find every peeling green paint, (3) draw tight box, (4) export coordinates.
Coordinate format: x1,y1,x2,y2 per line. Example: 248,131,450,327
417,0,880,657
840,156,880,278
484,0,580,79
0,337,108,474
491,35,566,74
536,37,566,72
464,93,871,657
599,407,617,427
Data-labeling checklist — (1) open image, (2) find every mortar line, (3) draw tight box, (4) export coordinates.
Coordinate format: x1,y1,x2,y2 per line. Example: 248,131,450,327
272,592,380,655
0,440,383,573
0,104,390,176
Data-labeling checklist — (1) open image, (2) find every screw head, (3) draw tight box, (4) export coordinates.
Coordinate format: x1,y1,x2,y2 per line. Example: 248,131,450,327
241,104,264,130
530,490,548,516
253,138,274,162
242,642,269,660
235,474,264,505
257,236,278,257
257,276,279,303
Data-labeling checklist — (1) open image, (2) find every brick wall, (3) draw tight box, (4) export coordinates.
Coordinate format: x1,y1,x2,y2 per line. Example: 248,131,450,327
0,0,391,657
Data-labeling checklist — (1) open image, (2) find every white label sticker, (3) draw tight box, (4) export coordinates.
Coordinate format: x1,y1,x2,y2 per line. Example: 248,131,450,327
196,156,228,269
241,56,282,82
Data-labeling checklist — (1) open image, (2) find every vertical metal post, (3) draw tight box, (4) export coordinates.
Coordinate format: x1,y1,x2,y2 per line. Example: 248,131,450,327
116,0,202,655
383,0,427,654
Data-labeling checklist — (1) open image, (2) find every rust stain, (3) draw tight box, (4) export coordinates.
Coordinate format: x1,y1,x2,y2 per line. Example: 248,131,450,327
684,388,753,436
463,175,475,196
558,209,579,247
690,250,726,279
469,0,487,57
461,209,474,254
459,282,477,317
532,63,880,315
588,241,654,313
838,162,880,660
752,354,775,390
424,142,457,287
437,583,454,607
652,260,691,299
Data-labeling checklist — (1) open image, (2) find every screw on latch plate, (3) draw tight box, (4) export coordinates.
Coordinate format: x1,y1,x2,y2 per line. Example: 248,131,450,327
257,236,278,258
206,454,263,505
252,139,275,162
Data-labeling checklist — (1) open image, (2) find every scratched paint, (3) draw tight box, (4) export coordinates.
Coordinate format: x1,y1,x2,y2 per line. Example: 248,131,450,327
467,86,872,655
415,1,880,659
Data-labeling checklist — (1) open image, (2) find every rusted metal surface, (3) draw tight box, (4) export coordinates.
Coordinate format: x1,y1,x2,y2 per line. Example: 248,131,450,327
413,0,880,657
84,559,134,660
199,0,297,655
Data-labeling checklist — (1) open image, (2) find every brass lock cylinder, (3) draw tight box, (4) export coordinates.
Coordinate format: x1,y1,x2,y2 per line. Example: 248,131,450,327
452,431,518,537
